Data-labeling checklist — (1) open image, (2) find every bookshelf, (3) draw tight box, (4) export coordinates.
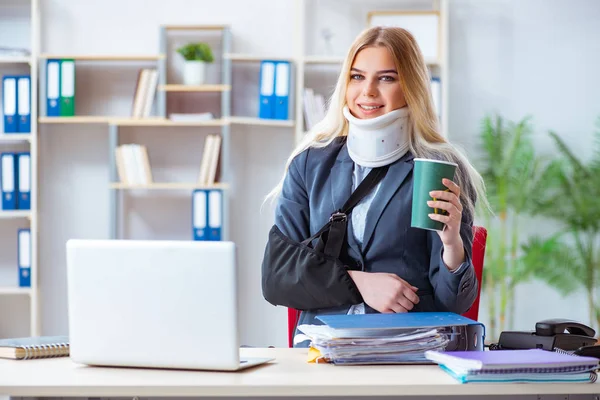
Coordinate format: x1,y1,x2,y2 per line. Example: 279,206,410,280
0,0,40,337
106,25,233,240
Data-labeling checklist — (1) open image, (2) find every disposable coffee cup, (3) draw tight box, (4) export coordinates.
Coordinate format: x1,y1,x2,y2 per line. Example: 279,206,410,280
411,158,458,231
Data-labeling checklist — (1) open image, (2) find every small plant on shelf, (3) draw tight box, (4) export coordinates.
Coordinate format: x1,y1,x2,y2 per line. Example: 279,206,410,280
176,42,214,85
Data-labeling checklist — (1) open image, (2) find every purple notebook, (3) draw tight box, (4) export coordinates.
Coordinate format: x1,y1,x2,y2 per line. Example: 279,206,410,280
425,349,599,373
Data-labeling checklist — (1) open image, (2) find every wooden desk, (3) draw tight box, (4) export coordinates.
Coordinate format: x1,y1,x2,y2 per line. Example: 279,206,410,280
0,348,598,397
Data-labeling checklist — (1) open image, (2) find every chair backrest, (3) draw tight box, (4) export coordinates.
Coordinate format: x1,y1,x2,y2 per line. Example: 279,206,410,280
287,226,488,347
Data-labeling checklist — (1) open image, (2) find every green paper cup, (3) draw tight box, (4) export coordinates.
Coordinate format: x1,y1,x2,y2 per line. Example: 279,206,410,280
411,158,458,231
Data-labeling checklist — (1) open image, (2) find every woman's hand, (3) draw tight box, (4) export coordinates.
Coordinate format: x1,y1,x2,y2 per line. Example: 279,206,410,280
427,178,465,270
348,271,419,313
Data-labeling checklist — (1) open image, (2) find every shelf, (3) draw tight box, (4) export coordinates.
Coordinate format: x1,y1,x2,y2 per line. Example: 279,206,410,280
111,118,229,127
224,53,294,62
0,287,32,296
0,210,31,219
303,55,441,67
303,55,345,64
163,25,228,31
39,117,230,126
0,56,31,64
229,117,295,127
109,182,229,190
158,84,231,92
0,134,32,143
39,116,115,124
39,54,165,61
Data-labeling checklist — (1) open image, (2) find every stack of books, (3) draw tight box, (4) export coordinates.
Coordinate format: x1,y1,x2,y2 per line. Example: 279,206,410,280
131,68,158,118
425,349,599,383
115,144,153,185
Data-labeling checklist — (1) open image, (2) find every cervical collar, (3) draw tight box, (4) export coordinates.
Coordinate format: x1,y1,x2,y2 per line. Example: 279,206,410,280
343,106,411,168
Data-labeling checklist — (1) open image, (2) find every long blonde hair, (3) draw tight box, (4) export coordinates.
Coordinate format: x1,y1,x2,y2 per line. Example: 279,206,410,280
267,26,488,219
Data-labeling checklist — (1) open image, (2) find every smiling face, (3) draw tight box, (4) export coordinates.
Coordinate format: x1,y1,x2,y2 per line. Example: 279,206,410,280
345,46,407,119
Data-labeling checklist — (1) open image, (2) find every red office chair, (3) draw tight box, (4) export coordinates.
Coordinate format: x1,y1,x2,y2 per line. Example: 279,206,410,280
287,226,488,347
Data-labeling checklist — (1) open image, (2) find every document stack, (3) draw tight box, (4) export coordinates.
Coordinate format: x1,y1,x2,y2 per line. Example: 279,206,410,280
425,349,599,383
297,312,485,365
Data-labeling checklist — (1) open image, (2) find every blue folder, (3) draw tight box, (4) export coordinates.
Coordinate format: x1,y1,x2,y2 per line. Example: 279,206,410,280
1,152,17,210
274,61,290,120
258,60,276,119
2,76,18,133
317,312,480,330
17,76,31,133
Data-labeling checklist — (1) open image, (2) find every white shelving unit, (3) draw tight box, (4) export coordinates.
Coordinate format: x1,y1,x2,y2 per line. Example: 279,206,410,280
0,0,40,337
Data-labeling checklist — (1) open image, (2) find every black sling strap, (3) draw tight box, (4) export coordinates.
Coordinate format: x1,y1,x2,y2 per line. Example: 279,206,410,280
301,165,390,259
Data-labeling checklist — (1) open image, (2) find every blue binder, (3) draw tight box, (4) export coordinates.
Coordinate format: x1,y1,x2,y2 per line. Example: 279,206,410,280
258,60,276,119
192,189,208,240
46,59,61,117
317,312,480,330
16,152,30,210
274,61,290,120
2,76,18,133
0,152,17,210
207,189,222,241
317,312,485,351
18,228,31,287
16,76,31,133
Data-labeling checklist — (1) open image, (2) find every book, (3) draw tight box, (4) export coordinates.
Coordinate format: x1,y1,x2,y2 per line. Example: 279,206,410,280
0,336,69,360
425,349,600,374
425,349,600,384
439,364,597,383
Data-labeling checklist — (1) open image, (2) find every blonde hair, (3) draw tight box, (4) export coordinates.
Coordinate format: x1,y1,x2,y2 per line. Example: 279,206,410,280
266,26,488,219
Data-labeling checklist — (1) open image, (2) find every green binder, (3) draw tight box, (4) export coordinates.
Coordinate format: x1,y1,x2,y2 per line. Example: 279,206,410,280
59,59,75,116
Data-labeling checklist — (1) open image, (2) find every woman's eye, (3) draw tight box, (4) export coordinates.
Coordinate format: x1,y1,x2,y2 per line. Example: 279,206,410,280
380,75,395,82
350,74,363,80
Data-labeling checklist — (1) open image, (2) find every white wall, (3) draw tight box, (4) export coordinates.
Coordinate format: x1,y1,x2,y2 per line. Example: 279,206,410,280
448,0,600,335
2,0,598,346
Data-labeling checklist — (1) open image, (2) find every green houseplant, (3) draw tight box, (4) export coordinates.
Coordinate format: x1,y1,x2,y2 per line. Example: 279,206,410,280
176,42,214,85
530,120,600,330
477,114,564,340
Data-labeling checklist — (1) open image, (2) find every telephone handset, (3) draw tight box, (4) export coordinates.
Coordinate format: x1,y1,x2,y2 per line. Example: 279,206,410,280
535,318,596,338
498,318,597,352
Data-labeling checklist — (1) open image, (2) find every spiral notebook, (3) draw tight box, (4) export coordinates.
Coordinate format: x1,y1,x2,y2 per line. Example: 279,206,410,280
0,336,69,360
426,349,599,383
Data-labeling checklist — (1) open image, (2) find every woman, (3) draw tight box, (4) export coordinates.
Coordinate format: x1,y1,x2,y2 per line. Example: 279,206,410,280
262,27,488,347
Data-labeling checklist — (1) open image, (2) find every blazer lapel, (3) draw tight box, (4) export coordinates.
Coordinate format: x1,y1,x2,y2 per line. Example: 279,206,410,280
329,144,354,212
361,152,415,251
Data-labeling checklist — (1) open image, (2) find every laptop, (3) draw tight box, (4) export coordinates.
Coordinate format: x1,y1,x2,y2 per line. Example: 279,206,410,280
66,239,274,371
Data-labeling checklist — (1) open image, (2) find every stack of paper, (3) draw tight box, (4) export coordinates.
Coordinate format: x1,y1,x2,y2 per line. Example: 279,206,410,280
425,349,599,383
299,325,448,365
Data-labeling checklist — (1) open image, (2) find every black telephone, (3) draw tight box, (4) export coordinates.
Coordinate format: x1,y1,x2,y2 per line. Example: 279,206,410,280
497,318,598,355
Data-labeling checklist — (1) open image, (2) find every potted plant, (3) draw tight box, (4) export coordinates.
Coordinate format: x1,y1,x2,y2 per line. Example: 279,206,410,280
176,42,214,85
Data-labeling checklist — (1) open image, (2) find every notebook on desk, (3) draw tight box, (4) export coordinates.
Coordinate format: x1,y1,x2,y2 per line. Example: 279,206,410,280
0,336,69,360
66,239,274,371
425,349,600,383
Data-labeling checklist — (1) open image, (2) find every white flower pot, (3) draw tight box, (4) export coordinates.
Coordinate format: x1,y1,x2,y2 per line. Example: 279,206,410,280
183,61,206,85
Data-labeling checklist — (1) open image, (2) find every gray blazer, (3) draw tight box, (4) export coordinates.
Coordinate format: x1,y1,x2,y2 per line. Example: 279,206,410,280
274,138,478,345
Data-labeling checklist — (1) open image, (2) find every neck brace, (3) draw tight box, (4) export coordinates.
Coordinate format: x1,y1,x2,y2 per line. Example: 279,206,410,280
343,106,411,168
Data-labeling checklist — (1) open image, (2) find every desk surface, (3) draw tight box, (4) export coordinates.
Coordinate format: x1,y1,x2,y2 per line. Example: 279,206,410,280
0,348,598,397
